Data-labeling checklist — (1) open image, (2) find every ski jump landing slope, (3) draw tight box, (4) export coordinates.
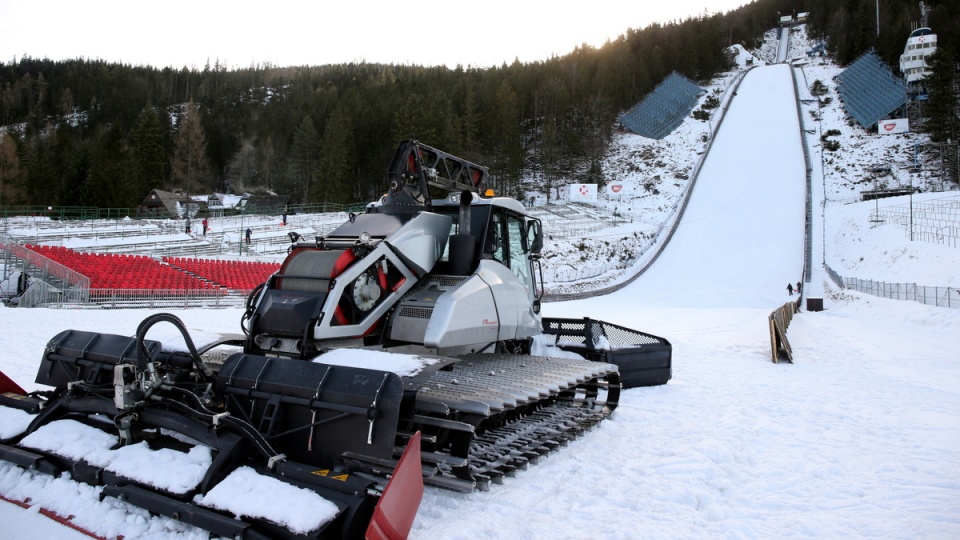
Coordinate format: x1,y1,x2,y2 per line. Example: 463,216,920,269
561,63,807,313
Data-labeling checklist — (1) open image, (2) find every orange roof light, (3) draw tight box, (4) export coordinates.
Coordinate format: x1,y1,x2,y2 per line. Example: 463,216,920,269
484,189,495,197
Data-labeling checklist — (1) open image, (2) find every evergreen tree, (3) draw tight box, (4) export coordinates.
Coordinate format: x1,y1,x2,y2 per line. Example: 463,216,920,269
60,137,94,207
1,82,15,126
393,94,439,145
318,103,357,204
92,125,140,207
21,131,58,205
131,106,168,199
170,100,213,198
0,132,21,206
461,83,480,151
289,116,320,202
488,80,523,197
227,138,261,192
540,116,562,203
923,48,957,144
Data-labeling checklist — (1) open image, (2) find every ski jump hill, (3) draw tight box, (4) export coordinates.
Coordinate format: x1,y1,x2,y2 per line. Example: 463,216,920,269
556,63,807,312
628,63,806,309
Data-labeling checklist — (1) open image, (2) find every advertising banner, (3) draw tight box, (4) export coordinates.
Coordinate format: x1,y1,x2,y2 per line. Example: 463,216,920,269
606,183,625,196
878,118,909,135
569,184,598,202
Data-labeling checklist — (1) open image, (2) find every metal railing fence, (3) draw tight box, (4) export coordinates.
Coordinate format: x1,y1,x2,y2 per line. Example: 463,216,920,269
1,234,91,307
0,202,366,224
870,195,960,248
25,286,249,310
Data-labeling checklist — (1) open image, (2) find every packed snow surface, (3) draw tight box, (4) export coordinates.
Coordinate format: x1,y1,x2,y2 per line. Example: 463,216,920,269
1,28,959,539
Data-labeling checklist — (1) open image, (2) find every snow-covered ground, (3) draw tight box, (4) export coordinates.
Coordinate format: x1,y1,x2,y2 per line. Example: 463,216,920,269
2,26,959,539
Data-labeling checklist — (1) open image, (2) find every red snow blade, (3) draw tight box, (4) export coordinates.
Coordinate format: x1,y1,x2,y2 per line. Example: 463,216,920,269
0,370,26,395
366,431,424,540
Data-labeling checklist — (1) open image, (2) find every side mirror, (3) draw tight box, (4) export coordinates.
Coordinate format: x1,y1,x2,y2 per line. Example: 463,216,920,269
526,220,543,254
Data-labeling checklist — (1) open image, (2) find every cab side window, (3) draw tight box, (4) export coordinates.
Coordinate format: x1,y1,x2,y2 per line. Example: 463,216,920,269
506,214,528,281
487,211,505,263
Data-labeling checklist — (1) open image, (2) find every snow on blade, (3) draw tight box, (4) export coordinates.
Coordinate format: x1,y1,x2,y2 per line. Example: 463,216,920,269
20,419,212,495
197,466,341,535
0,405,33,440
530,334,590,359
20,419,118,458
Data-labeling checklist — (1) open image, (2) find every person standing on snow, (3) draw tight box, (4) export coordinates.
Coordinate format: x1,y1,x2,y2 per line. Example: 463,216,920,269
787,283,794,295
17,272,30,296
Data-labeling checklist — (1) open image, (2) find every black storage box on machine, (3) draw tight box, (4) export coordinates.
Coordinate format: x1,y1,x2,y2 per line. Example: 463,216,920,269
542,317,672,388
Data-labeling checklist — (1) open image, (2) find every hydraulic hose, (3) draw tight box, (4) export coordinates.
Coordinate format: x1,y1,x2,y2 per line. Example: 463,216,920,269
135,313,214,381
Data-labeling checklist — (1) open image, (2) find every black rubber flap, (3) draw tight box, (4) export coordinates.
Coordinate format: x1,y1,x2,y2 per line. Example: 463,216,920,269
36,330,162,389
252,289,327,338
217,354,403,468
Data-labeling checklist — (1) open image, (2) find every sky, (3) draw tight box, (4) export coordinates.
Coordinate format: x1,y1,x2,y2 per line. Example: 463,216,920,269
2,26,960,540
0,0,749,69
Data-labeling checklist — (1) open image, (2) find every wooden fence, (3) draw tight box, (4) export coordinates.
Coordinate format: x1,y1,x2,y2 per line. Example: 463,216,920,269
768,302,797,364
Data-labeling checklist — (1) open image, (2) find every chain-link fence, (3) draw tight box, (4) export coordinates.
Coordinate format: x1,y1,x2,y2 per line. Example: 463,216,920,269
824,262,958,309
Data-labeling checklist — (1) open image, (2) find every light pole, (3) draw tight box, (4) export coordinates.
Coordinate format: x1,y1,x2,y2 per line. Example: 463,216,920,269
909,174,914,241
875,0,880,38
239,207,245,256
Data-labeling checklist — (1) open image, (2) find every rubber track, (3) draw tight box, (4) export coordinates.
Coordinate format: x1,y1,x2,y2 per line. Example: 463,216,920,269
416,354,619,490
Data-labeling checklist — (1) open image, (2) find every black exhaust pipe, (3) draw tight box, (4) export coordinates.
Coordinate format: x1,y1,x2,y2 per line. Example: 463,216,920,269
447,190,476,276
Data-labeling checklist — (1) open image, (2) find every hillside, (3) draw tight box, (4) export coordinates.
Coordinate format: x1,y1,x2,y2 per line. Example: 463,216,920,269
540,23,959,295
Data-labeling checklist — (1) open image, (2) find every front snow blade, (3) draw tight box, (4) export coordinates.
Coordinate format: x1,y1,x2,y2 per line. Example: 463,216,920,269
366,431,424,540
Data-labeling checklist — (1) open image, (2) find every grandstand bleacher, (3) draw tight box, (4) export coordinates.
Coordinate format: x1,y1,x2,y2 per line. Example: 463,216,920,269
164,257,279,291
24,245,279,292
835,50,907,129
618,72,704,140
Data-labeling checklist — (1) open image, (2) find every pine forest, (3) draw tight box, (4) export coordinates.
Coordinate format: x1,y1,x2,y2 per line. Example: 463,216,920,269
1,0,957,210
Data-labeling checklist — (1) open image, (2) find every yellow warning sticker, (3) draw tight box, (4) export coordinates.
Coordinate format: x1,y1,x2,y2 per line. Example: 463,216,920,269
310,470,350,481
